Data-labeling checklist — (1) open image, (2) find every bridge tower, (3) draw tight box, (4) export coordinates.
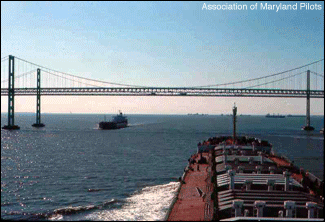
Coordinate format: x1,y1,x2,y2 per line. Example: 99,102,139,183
2,55,20,130
302,70,314,131
233,103,237,144
32,68,45,127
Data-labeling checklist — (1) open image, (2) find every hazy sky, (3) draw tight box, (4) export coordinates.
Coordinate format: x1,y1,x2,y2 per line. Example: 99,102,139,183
1,1,324,115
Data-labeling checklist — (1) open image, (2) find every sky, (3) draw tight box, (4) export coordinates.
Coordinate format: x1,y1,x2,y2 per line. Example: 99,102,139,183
1,1,324,115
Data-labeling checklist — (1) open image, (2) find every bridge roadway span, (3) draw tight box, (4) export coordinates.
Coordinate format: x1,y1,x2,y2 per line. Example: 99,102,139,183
1,87,324,98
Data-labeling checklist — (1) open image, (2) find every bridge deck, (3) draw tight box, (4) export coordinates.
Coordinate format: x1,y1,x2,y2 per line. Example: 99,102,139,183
1,87,324,98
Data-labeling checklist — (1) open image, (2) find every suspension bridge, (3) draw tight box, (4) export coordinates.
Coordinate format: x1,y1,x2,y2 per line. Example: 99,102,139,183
1,55,324,130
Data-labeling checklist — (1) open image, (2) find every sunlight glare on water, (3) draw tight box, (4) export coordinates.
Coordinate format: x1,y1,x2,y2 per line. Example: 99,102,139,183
86,182,180,221
1,114,323,220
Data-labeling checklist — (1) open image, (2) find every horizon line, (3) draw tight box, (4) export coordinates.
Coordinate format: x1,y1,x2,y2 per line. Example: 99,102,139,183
1,112,324,116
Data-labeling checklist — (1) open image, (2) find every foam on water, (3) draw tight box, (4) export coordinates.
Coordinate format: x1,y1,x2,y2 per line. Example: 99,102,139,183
86,181,180,221
47,199,123,221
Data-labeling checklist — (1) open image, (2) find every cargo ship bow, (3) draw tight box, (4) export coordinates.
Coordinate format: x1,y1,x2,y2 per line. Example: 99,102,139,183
166,104,323,221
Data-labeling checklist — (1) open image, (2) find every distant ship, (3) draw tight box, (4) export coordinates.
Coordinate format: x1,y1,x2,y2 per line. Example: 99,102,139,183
99,111,128,130
187,113,208,116
266,113,285,118
287,114,305,118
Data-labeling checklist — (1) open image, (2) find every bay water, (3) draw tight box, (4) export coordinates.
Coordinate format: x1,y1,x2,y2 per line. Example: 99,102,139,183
1,113,324,220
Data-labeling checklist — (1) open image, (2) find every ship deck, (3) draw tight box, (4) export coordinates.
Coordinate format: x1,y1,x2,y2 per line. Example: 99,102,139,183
167,153,214,221
167,134,323,221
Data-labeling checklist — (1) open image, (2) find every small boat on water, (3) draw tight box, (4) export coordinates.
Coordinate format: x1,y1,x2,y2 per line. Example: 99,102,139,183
99,111,128,130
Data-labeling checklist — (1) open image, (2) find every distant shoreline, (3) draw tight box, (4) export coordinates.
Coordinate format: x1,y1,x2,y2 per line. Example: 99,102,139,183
1,112,324,117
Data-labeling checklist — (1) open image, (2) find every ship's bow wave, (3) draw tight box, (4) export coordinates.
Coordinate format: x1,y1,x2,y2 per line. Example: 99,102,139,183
86,181,180,221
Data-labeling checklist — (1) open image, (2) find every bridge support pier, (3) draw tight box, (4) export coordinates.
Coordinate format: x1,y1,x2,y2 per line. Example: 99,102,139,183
2,55,20,130
302,70,314,131
32,68,45,128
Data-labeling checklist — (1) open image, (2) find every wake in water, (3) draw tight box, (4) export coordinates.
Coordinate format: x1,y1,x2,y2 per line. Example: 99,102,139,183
3,199,123,221
49,199,122,218
85,182,180,221
127,121,163,127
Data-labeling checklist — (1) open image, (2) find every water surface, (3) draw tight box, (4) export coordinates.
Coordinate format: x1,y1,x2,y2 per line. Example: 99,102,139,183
1,114,324,220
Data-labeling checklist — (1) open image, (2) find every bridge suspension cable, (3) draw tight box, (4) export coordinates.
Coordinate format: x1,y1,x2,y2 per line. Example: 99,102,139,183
1,55,9,60
1,69,38,83
1,56,323,90
41,70,107,88
194,59,324,88
14,56,148,88
310,71,324,78
244,71,306,89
